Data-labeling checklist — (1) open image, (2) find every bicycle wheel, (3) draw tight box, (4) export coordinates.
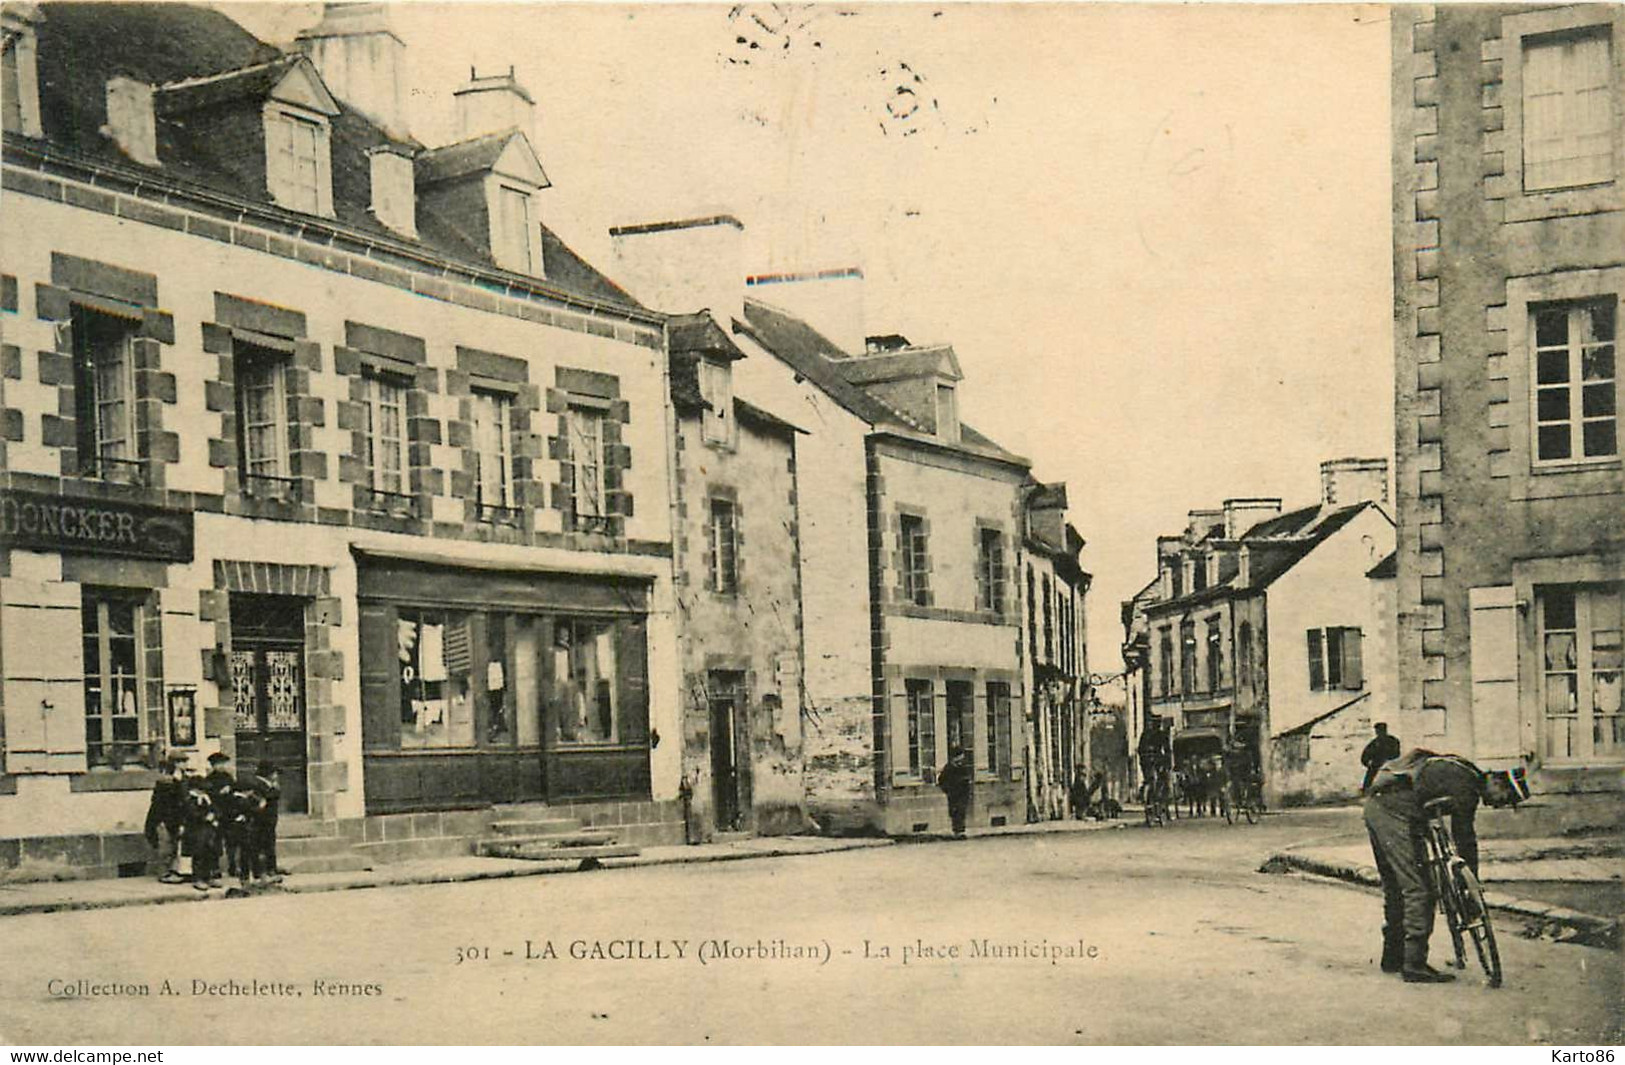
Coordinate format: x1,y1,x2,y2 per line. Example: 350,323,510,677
1456,866,1503,987
1433,864,1468,970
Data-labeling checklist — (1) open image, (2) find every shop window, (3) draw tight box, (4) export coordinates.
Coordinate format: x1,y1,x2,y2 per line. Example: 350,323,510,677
906,678,935,779
71,307,142,483
550,617,621,744
976,527,1005,614
700,359,731,445
900,513,929,606
1206,617,1223,691
1522,29,1614,193
397,610,476,749
82,589,159,768
709,498,738,595
1533,299,1617,464
568,405,609,532
234,341,292,495
471,389,515,520
362,372,407,498
1540,584,1623,761
1307,626,1364,691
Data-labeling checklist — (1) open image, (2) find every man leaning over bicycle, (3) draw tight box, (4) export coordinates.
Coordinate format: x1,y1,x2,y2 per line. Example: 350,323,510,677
1363,748,1529,983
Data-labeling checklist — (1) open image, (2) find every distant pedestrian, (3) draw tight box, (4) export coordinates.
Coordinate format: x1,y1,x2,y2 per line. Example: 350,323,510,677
938,747,974,838
144,754,190,884
1361,722,1401,794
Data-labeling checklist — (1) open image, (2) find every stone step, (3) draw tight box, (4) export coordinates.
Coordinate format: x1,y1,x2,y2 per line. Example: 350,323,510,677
352,837,474,864
280,853,371,875
488,818,584,837
479,841,641,864
476,830,616,851
277,834,361,860
277,815,337,840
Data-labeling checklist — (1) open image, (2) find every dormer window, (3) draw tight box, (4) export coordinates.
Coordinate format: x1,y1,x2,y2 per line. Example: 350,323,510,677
699,359,732,445
935,382,959,442
266,107,330,215
1,4,43,138
491,184,534,273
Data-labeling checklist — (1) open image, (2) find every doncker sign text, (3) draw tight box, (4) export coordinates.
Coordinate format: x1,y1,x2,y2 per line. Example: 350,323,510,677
0,488,194,562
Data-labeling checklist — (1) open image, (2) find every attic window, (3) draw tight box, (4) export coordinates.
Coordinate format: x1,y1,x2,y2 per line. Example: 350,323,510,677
700,359,732,445
1,9,43,138
492,185,533,273
266,108,331,215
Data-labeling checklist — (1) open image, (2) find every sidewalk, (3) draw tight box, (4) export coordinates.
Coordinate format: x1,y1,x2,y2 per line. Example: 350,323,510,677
1264,833,1623,948
0,814,1131,919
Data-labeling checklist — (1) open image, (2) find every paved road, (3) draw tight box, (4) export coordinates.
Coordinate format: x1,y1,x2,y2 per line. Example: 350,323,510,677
1,808,1618,1044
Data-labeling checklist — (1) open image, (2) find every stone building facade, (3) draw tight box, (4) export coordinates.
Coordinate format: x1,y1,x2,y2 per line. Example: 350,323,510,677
0,2,684,876
1391,5,1624,788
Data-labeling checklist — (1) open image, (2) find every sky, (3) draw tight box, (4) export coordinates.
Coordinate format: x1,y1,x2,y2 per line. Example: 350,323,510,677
226,2,1396,682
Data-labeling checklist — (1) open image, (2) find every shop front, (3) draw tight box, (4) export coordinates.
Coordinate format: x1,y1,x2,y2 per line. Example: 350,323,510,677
354,550,653,813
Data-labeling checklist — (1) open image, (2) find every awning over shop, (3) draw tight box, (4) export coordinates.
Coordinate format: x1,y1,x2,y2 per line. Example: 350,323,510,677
352,545,652,614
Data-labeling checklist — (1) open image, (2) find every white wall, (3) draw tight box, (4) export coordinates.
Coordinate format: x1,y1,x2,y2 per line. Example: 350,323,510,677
1265,506,1396,736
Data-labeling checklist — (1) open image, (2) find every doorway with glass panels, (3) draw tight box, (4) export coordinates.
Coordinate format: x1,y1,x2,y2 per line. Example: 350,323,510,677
1539,583,1623,764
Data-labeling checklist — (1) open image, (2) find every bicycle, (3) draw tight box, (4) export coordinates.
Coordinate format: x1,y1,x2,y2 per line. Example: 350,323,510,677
1421,795,1501,988
1142,768,1172,828
1230,775,1264,824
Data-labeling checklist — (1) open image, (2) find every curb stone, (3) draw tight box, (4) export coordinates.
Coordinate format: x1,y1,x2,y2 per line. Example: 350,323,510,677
1263,850,1621,949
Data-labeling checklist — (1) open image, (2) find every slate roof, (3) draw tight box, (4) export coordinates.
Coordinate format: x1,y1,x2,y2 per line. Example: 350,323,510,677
1143,501,1381,614
735,398,804,437
415,129,543,187
155,55,331,116
737,298,908,427
1367,551,1398,579
28,2,637,311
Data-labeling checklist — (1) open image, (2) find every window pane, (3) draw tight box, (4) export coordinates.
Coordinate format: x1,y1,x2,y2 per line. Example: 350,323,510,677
1538,424,1572,460
1545,589,1578,630
1582,383,1616,417
1537,387,1571,421
1535,308,1569,347
1545,672,1578,715
399,611,474,749
1581,345,1614,382
1537,348,1570,384
551,618,619,744
1545,631,1577,670
1582,420,1617,457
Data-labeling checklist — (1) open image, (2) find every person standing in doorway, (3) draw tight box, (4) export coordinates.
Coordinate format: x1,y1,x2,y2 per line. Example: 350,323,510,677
1361,722,1402,794
938,747,974,838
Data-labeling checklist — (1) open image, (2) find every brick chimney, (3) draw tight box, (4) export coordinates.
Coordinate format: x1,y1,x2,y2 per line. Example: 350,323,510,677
1221,497,1283,539
744,267,865,356
1320,457,1390,509
453,67,535,142
296,2,409,141
609,215,744,326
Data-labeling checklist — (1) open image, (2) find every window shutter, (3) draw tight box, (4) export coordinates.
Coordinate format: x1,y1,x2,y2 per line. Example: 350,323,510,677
1342,627,1364,690
615,617,649,746
1469,586,1521,760
1325,627,1344,688
1307,629,1325,691
358,601,400,750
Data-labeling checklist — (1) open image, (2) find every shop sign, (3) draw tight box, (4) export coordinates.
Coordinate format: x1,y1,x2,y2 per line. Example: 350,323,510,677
168,687,198,748
0,488,194,562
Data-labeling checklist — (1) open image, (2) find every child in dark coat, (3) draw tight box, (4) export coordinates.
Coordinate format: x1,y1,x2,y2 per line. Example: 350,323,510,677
143,755,190,883
248,762,283,883
204,752,247,882
183,774,221,890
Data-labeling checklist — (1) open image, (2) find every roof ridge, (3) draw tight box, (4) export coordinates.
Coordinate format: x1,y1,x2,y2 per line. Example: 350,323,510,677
157,53,298,92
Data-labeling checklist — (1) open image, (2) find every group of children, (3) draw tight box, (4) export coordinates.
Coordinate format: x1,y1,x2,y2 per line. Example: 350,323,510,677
144,751,284,893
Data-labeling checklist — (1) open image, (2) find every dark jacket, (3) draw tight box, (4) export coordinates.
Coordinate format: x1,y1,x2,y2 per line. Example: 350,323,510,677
937,758,974,801
250,774,282,828
1368,749,1484,872
144,776,188,844
1361,732,1403,791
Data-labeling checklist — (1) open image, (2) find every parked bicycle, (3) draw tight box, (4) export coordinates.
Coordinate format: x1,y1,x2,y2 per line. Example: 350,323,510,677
1422,795,1501,987
1230,775,1265,824
1143,767,1173,828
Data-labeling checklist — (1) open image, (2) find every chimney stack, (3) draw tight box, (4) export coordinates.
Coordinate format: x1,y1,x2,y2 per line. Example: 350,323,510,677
296,2,409,141
453,66,535,142
744,267,865,356
1320,457,1390,509
609,214,745,326
1221,497,1283,539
